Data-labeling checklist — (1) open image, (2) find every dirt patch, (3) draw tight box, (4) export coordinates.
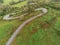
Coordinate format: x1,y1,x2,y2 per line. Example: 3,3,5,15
11,38,17,45
31,29,37,35
40,22,50,29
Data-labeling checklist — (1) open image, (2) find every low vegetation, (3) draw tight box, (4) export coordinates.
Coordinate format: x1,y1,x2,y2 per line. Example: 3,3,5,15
0,0,60,45
11,7,60,45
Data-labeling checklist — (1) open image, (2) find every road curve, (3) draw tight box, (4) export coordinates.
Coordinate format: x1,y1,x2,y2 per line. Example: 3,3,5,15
6,8,47,45
3,13,28,20
3,8,47,20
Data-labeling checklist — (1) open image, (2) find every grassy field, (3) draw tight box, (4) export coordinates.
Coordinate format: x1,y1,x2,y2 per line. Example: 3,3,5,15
3,0,19,5
11,7,60,45
0,0,60,45
0,9,42,45
3,0,28,7
12,1,28,7
0,19,23,45
0,1,28,44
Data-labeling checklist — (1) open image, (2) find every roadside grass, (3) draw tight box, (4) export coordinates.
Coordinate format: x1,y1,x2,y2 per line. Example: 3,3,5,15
0,1,32,44
0,19,23,45
3,0,28,7
11,7,60,45
3,0,20,5
0,0,60,45
0,9,42,45
12,1,28,7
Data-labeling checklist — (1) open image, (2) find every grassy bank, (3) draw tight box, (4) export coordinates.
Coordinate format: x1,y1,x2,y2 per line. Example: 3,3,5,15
11,7,60,45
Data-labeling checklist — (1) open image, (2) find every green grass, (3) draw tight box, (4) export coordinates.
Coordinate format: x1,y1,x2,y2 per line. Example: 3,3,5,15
0,9,41,45
12,1,28,7
0,19,22,45
0,0,60,45
11,7,60,45
3,0,19,5
3,0,28,7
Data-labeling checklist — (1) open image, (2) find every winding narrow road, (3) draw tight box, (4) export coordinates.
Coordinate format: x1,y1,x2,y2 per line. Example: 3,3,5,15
3,13,28,20
5,8,47,45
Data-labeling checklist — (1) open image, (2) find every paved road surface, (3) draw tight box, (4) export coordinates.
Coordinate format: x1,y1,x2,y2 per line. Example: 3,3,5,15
3,13,28,20
3,8,47,20
5,8,47,45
